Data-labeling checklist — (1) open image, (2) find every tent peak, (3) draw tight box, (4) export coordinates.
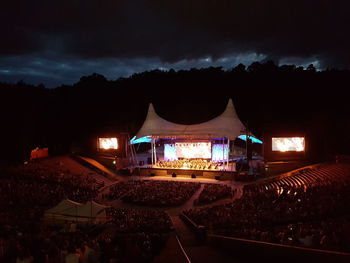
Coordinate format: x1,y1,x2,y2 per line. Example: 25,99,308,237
227,98,233,106
225,98,234,110
148,103,154,109
134,98,245,141
220,98,240,119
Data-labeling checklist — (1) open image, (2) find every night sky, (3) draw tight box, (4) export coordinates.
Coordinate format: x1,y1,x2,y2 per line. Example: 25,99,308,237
1,0,349,88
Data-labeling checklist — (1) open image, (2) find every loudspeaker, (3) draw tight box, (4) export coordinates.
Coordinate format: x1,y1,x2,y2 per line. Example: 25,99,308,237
247,138,253,161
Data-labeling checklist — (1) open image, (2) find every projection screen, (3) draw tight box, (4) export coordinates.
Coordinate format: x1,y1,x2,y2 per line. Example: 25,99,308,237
175,142,211,159
98,138,118,150
272,137,305,152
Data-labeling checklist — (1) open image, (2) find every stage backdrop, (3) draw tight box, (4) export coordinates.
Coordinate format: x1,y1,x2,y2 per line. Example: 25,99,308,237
164,142,228,161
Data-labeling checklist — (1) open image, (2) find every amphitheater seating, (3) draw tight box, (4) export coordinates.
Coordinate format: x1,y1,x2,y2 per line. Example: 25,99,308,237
108,180,201,206
245,164,350,194
185,163,350,252
194,184,234,205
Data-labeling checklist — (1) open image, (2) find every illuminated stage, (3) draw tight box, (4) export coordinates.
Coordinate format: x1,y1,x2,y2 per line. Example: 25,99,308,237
155,140,234,171
136,142,237,179
137,141,236,179
130,99,262,178
138,166,236,180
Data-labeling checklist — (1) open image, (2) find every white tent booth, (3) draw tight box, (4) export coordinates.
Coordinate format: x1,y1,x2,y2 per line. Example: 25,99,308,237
131,99,262,174
44,199,109,225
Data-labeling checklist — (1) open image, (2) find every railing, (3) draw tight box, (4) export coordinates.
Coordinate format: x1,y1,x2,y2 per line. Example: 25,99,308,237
180,212,207,243
207,233,350,263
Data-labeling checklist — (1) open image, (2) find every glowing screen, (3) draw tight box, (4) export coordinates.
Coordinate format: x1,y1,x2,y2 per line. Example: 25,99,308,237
98,138,118,150
272,137,305,152
164,144,177,161
212,144,229,161
175,142,211,159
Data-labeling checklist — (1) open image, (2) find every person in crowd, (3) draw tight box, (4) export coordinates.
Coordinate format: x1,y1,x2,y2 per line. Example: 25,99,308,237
65,247,80,263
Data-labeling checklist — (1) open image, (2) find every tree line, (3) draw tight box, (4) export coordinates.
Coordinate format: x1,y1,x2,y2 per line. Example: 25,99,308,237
0,61,349,163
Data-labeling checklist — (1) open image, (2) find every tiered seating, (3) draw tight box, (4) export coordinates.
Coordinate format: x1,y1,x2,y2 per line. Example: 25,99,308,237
0,161,174,263
244,164,350,194
11,156,105,190
185,164,350,252
108,180,201,206
0,161,103,262
107,180,145,200
106,208,172,232
194,184,234,205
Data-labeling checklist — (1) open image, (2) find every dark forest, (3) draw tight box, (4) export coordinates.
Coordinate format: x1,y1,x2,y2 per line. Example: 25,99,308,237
1,61,349,163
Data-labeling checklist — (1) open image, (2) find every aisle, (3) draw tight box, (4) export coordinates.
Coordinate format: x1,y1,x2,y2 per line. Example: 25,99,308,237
78,155,125,181
166,184,205,216
168,215,242,263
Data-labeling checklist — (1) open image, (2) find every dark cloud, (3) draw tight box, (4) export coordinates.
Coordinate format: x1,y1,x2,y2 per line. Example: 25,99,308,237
0,0,349,87
0,52,266,88
148,0,350,66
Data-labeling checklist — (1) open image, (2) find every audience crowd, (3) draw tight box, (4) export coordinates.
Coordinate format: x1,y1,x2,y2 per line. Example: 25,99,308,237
93,208,172,262
0,159,104,262
185,164,350,252
4,155,349,262
0,162,100,228
1,212,171,263
109,180,200,206
107,180,144,200
194,184,234,205
106,208,172,233
6,159,104,190
0,159,177,262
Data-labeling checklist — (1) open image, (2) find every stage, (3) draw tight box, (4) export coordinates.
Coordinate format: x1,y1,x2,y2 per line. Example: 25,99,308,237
138,167,237,180
129,99,258,181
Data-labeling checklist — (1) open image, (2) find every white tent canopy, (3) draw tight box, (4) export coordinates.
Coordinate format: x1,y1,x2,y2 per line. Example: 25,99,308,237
45,199,82,216
134,99,246,140
79,201,109,219
44,199,109,224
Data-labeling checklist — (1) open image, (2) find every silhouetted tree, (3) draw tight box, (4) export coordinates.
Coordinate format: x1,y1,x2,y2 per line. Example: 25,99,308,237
307,64,316,72
0,63,349,163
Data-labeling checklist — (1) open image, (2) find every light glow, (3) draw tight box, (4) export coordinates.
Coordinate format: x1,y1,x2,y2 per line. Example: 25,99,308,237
164,144,177,161
238,135,263,144
98,138,118,150
212,144,229,161
272,137,305,152
130,135,152,144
